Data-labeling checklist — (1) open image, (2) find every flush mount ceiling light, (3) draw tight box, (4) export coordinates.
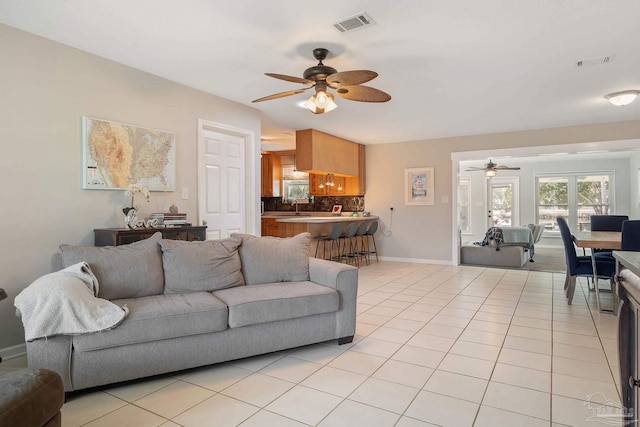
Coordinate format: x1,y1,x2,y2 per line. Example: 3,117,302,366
605,90,639,106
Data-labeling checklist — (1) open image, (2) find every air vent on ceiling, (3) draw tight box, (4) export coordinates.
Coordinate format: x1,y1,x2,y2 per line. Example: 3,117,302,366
333,12,375,33
575,55,616,68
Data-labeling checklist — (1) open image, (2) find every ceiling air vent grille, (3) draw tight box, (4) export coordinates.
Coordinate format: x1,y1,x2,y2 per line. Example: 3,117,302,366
333,12,375,33
575,55,616,68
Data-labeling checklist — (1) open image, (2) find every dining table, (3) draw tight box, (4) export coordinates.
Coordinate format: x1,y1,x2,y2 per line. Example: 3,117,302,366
572,231,621,312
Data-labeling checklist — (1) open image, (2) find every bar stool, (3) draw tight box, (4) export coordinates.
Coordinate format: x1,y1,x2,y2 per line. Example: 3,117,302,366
354,221,371,266
314,223,343,261
337,222,359,266
362,220,379,264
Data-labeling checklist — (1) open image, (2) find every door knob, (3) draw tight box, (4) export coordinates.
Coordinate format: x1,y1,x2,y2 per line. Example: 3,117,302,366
629,376,640,388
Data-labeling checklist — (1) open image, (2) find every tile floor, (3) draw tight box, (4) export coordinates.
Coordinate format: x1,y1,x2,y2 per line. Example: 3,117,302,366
6,261,624,426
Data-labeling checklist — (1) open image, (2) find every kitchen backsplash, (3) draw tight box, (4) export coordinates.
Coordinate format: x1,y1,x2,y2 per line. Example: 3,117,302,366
262,196,365,213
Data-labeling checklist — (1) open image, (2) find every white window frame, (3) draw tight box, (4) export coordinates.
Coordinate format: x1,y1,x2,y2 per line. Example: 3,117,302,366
535,171,615,234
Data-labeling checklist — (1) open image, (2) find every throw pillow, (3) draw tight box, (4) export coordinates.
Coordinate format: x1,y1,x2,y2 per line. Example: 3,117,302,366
160,237,245,294
59,232,163,300
231,232,310,285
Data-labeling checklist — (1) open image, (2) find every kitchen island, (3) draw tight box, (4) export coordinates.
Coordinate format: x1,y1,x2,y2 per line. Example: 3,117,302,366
261,212,379,256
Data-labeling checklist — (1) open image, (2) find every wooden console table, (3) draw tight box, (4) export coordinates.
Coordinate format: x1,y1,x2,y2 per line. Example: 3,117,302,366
94,226,207,246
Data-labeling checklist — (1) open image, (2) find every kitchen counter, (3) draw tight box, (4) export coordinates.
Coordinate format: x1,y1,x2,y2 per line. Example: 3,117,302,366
274,215,378,223
614,251,640,277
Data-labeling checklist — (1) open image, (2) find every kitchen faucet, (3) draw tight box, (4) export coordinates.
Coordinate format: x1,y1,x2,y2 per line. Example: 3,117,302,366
292,199,300,215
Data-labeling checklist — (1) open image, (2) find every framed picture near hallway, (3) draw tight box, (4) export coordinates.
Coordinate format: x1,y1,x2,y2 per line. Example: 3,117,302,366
404,167,434,206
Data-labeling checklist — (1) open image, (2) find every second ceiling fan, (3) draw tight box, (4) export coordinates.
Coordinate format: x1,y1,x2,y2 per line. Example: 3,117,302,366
466,159,521,177
252,48,391,114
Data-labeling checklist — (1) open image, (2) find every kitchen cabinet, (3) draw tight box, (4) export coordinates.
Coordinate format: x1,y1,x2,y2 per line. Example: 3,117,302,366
261,217,279,237
308,144,365,196
261,152,282,197
296,129,361,177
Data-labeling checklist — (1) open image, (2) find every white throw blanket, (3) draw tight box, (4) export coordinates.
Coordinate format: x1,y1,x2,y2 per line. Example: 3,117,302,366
15,262,128,341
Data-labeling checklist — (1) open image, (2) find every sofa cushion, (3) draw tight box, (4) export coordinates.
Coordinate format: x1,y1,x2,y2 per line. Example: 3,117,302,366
72,292,228,352
213,281,338,328
232,233,310,285
59,232,163,300
160,237,245,294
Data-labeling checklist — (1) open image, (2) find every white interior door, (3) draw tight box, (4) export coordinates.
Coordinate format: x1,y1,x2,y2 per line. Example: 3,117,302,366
487,176,520,228
198,121,249,240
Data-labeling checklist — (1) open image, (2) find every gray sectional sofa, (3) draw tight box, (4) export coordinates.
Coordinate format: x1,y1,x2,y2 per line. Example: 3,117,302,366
21,232,358,392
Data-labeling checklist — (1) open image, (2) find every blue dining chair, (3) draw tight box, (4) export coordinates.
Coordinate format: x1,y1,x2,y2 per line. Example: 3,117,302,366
590,215,629,255
557,217,616,305
621,220,640,251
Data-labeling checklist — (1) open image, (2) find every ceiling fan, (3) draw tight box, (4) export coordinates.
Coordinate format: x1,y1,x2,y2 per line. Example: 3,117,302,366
466,159,521,177
252,48,391,114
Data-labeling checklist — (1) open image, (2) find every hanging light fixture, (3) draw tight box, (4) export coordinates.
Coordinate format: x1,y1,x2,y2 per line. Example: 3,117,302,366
318,177,324,189
605,90,639,106
485,169,496,178
337,179,343,191
306,83,338,114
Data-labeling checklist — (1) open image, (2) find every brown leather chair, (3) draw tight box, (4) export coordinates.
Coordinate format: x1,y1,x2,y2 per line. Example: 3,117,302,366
0,367,64,427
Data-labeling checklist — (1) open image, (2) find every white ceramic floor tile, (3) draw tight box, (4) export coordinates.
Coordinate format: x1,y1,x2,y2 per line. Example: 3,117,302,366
83,403,167,427
318,399,400,427
349,377,419,414
404,390,479,426
475,405,549,427
552,394,628,427
465,319,510,334
502,335,552,355
552,356,616,383
368,326,416,344
173,394,258,427
419,323,465,339
301,365,368,397
134,380,214,419
449,340,501,362
391,345,447,369
498,347,551,371
266,385,343,425
383,317,426,332
438,353,496,380
406,333,456,352
482,381,550,420
284,343,345,365
328,349,388,376
239,409,307,427
458,328,505,347
180,364,252,392
507,325,552,341
258,355,322,383
552,373,620,405
490,362,551,393
553,331,602,349
62,392,128,427
105,376,178,402
229,353,284,372
222,372,293,407
372,359,434,389
423,369,488,403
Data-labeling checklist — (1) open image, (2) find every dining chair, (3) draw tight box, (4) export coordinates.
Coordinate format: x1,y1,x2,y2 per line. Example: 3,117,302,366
621,220,640,251
590,215,629,254
557,217,616,305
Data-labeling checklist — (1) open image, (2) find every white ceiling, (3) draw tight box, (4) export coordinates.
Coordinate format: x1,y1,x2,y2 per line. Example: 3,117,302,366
2,0,639,150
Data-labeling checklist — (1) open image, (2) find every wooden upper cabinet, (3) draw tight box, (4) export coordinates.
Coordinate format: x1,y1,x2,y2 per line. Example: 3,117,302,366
296,129,360,177
307,142,366,196
261,153,273,197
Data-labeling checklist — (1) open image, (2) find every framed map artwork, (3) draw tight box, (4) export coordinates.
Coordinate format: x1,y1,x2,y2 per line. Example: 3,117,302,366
82,116,176,191
404,167,434,206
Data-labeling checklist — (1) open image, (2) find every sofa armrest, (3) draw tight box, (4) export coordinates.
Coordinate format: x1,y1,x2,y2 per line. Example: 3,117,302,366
309,258,358,341
26,336,73,392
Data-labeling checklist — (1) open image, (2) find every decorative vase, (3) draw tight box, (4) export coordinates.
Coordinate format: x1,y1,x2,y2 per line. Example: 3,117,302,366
169,204,179,214
123,207,137,228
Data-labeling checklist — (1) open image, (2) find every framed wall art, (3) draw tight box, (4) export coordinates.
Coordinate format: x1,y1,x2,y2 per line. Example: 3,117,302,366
82,116,176,191
404,167,434,206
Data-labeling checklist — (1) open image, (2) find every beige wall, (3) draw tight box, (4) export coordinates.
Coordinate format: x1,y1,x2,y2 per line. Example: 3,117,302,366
366,120,640,263
0,24,261,353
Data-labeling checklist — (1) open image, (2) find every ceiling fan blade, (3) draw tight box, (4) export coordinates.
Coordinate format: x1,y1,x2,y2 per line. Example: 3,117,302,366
265,73,314,85
327,70,378,87
252,88,309,103
334,85,391,102
465,167,486,171
494,166,521,170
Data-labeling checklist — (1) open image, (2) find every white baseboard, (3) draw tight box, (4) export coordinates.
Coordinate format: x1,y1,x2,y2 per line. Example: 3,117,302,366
0,343,26,361
379,256,454,266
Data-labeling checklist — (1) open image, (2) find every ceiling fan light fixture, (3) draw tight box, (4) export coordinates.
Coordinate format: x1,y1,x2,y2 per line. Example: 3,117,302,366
605,90,639,106
485,169,496,178
306,92,337,114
